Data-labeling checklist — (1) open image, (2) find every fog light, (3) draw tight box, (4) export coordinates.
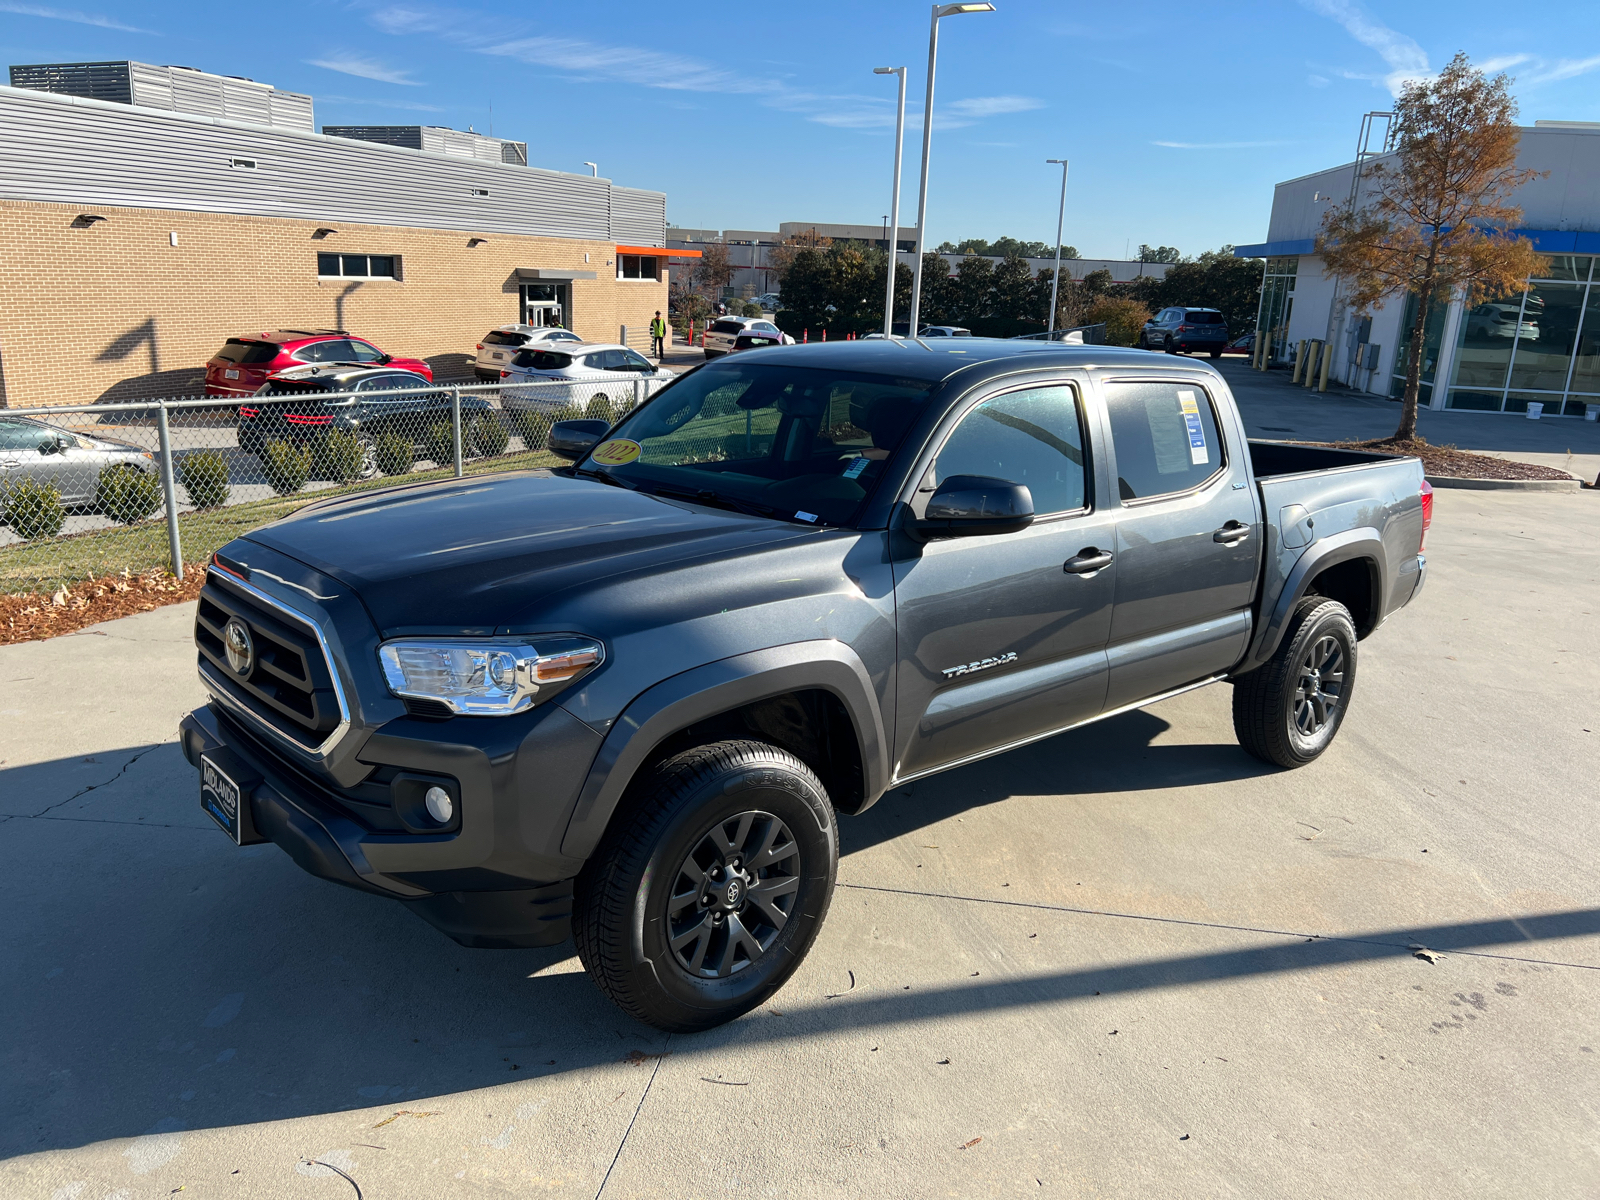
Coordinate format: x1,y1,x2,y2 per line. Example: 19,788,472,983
425,786,454,824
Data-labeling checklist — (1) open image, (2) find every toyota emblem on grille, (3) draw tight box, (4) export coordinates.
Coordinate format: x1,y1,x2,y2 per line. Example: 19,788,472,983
223,618,255,676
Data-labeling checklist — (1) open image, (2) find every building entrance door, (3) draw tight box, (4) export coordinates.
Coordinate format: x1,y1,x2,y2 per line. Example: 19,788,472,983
520,283,569,328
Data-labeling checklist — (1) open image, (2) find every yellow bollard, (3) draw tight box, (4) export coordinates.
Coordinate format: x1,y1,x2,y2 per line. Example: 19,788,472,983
1303,340,1321,388
1318,342,1332,392
1291,340,1306,383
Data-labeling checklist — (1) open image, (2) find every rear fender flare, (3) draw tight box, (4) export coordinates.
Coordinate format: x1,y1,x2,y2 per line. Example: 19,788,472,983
1242,528,1386,671
558,640,889,860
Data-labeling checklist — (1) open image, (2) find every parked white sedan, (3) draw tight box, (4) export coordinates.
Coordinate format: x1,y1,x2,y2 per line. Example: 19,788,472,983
497,342,674,417
702,317,793,358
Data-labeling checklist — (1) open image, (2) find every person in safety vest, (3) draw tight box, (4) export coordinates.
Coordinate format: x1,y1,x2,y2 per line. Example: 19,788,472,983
649,311,668,359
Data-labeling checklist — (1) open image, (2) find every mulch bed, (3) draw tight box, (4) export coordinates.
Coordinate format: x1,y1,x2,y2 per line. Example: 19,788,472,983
1,567,206,646
1320,437,1581,482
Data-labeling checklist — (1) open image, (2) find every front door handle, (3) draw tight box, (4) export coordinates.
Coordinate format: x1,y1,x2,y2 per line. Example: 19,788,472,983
1213,520,1251,545
1064,548,1114,574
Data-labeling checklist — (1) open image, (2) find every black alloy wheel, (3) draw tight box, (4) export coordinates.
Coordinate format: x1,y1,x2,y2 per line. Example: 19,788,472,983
1233,596,1359,768
1164,336,1177,354
573,739,837,1032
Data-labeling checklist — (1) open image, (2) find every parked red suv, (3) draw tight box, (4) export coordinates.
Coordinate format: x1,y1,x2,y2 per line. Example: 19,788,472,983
204,330,432,398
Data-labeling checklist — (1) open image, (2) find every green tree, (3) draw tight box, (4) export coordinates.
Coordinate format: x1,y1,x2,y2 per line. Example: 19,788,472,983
1138,244,1182,263
952,255,996,327
990,256,1037,322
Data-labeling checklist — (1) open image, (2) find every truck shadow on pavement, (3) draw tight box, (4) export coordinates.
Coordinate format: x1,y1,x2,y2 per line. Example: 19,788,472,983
3,724,1596,1159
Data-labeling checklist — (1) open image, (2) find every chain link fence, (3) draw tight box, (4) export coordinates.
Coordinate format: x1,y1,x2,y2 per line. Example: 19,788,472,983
0,376,671,595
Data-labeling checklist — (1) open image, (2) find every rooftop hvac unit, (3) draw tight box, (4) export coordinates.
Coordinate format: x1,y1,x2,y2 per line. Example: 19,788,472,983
324,124,529,166
8,61,314,131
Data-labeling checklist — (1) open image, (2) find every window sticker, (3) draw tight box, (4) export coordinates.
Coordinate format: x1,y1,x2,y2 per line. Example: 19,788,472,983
591,438,642,466
1177,390,1209,465
841,455,870,479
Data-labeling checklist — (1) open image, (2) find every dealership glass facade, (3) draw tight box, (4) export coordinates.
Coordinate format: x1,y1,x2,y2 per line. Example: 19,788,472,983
1445,255,1600,416
1255,257,1297,362
1388,292,1451,404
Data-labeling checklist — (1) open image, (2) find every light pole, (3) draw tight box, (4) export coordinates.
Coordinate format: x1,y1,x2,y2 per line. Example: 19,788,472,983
583,162,598,177
874,65,908,337
1046,158,1068,338
907,2,997,337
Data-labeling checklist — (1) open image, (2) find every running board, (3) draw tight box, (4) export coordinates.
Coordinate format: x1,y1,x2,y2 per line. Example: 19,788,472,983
889,673,1230,789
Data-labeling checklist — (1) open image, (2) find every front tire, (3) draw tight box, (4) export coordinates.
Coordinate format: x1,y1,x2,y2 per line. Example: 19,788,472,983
573,740,838,1032
1232,597,1358,768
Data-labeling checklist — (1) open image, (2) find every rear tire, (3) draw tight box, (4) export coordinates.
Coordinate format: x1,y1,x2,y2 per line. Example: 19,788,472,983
573,740,838,1032
1209,349,1223,359
1164,337,1177,354
1233,597,1358,768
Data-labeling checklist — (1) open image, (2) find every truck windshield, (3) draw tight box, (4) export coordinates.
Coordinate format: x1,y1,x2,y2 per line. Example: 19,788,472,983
578,362,932,526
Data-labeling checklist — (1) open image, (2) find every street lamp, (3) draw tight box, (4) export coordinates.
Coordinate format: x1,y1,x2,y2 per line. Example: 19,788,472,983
583,161,598,177
907,1,997,337
874,65,908,337
1046,158,1068,338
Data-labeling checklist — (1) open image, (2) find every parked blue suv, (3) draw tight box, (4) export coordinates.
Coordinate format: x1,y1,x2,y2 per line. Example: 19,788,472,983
1139,307,1229,357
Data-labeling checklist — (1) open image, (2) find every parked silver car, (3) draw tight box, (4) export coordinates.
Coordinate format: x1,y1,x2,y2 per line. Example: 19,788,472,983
702,316,793,358
0,415,156,509
474,324,584,381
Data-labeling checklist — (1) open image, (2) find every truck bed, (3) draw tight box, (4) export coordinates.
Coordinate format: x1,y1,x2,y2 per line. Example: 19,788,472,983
1247,439,1407,479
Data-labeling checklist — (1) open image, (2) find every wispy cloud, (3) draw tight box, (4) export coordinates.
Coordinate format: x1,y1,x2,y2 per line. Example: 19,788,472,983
1527,54,1600,84
1299,0,1430,95
1479,53,1533,73
0,1,155,33
364,4,1031,134
945,95,1044,118
1307,74,1330,88
308,56,422,86
318,93,446,112
1153,140,1293,149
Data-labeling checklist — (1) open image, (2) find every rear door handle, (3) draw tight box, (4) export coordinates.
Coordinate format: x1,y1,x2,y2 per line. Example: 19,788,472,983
1064,548,1114,574
1213,521,1251,545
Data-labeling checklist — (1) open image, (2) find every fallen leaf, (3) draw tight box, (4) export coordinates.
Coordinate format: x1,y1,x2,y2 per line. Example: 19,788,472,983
623,1050,669,1065
936,1058,951,1065
1411,945,1441,964
372,1110,441,1128
959,1137,982,1150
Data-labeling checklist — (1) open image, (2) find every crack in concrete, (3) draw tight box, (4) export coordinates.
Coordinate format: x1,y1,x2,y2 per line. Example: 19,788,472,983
593,1033,671,1200
27,743,164,819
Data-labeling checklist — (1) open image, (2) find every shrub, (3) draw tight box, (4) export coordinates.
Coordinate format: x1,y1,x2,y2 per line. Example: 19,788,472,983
261,440,312,496
740,300,764,317
423,421,459,467
508,408,551,450
584,394,615,425
1085,296,1152,347
2,476,65,540
96,462,162,525
178,450,230,510
468,413,509,457
374,431,415,477
315,428,367,483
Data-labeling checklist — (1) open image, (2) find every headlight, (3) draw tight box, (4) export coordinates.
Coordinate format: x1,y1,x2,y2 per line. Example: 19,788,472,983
377,636,603,716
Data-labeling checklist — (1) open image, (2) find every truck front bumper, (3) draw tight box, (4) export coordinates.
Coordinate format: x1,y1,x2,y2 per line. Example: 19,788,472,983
179,698,601,948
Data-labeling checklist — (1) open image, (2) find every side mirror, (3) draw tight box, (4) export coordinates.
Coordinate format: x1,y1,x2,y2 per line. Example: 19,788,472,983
916,474,1034,539
549,419,612,462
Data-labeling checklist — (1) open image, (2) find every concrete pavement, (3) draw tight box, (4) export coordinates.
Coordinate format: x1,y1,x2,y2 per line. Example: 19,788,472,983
1,488,1597,1198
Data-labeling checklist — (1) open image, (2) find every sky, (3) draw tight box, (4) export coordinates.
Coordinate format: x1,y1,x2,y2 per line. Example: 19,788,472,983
3,0,1599,259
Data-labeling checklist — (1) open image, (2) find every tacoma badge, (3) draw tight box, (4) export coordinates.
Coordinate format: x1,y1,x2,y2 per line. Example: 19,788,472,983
941,651,1018,679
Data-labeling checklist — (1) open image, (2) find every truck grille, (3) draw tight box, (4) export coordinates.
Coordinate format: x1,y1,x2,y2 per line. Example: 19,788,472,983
196,573,345,752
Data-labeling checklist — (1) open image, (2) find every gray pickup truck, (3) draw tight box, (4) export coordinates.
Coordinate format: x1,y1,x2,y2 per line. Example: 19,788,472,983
180,340,1429,1031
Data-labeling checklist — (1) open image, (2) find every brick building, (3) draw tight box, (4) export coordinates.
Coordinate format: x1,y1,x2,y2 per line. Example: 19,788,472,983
0,65,683,407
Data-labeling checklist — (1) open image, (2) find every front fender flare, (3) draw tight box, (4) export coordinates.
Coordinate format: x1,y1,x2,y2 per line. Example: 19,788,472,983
558,640,889,861
1240,528,1387,672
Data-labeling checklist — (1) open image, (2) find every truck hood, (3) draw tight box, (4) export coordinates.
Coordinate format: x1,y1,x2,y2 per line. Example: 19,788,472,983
243,471,814,635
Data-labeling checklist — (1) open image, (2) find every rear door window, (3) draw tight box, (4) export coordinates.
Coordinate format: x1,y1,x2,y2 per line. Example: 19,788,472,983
1103,380,1225,501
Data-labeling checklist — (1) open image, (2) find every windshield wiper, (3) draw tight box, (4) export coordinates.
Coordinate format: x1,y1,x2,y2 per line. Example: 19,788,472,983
639,482,790,521
574,467,636,490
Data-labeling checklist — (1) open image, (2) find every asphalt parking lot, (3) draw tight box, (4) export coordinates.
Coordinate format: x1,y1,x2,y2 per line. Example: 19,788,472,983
2,488,1598,1197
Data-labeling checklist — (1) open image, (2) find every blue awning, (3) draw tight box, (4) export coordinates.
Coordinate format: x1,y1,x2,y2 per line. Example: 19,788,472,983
1233,229,1600,259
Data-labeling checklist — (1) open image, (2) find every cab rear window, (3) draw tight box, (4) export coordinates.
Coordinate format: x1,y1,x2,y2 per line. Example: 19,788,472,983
214,340,279,365
513,350,573,370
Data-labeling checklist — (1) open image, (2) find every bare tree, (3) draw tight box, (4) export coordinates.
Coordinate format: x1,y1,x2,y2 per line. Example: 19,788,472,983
1317,53,1546,441
694,241,735,298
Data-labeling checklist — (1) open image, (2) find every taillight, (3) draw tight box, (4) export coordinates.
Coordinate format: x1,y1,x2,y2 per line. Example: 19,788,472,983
238,406,258,417
500,370,510,378
1419,479,1434,549
476,343,484,349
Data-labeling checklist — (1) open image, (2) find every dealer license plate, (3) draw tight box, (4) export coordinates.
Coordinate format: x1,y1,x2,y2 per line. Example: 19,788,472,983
200,754,244,842
224,368,240,379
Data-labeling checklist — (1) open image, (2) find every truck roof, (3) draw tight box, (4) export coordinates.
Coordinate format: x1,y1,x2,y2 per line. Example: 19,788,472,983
732,338,1194,385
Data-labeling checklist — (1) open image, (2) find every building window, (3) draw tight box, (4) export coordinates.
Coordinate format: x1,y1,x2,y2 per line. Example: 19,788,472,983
1255,256,1298,363
229,158,257,170
617,254,659,281
1446,255,1599,416
317,253,399,280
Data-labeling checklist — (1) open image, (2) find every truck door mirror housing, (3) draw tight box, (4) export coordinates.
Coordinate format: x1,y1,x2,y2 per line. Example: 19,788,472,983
916,474,1034,539
549,419,613,461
